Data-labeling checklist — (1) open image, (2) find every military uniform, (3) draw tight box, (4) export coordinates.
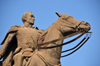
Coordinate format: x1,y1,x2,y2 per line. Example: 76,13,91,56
0,25,43,66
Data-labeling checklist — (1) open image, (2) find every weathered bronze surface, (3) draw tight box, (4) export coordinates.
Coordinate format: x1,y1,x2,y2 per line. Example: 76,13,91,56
0,12,91,66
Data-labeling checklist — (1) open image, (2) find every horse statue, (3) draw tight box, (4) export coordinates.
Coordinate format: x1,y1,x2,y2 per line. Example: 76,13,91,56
0,12,91,66
23,12,91,66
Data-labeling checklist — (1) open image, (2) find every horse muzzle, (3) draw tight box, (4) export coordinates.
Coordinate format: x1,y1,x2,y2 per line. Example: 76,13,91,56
78,21,91,32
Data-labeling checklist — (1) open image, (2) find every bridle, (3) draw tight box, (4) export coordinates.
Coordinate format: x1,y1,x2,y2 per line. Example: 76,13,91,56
37,21,92,57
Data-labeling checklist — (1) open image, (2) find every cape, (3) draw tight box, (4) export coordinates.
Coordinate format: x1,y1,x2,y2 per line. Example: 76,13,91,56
0,25,21,66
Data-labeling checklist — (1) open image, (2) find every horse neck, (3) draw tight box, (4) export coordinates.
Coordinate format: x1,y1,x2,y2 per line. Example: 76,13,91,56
43,25,63,58
44,24,63,46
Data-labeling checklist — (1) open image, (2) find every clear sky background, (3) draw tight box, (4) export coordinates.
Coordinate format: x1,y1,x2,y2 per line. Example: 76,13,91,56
0,0,100,66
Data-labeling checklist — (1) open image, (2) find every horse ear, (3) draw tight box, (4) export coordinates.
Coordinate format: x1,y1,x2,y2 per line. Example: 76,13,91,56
55,12,63,17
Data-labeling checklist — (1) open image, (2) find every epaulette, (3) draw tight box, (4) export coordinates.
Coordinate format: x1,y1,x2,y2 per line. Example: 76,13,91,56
33,26,39,30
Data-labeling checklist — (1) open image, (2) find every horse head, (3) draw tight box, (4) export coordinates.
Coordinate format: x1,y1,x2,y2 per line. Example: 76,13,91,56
55,12,91,36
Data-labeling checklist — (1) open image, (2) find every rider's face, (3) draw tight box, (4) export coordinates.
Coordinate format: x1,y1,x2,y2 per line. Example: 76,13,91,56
26,12,35,25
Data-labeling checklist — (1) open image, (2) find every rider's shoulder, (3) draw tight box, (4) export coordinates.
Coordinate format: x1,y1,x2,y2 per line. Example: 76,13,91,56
8,25,21,32
33,26,44,34
12,25,21,28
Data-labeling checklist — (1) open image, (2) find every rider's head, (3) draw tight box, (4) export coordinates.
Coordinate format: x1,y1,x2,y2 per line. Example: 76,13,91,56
22,12,35,25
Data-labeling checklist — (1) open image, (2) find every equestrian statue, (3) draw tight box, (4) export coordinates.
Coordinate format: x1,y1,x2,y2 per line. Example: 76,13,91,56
0,12,91,66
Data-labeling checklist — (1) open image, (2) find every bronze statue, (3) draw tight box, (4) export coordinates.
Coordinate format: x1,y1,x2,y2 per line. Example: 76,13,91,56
0,12,91,66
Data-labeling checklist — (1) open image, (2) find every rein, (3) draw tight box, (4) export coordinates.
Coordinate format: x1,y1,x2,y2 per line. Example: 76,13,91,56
61,32,92,57
37,22,92,57
38,32,85,49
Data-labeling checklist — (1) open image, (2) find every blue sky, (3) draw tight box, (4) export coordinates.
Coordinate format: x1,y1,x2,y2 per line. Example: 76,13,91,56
0,0,100,66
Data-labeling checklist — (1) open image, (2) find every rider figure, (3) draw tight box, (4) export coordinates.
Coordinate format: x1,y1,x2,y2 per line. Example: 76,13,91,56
0,12,43,66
